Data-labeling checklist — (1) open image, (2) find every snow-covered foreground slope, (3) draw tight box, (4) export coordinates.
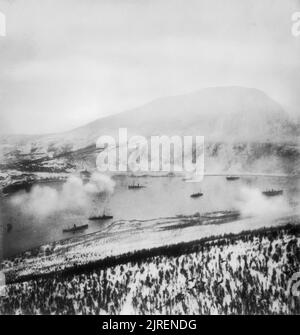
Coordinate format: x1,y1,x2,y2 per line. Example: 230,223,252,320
2,210,299,282
1,223,299,314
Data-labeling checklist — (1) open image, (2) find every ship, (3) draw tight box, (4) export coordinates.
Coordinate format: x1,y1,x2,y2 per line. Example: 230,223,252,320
62,224,88,233
262,190,283,197
89,213,113,220
128,183,145,189
190,192,203,198
226,176,240,181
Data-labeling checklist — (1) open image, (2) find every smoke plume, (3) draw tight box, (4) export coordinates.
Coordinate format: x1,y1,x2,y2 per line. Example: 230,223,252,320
234,186,291,218
10,172,115,217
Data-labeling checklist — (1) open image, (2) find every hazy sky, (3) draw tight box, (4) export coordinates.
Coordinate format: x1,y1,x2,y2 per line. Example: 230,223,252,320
0,0,299,134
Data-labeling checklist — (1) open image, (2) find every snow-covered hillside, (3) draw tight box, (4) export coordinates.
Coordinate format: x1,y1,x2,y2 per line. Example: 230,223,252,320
0,87,299,175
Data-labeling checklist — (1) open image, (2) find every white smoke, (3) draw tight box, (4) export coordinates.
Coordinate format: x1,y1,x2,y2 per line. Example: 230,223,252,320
234,186,291,218
10,172,115,217
84,172,115,194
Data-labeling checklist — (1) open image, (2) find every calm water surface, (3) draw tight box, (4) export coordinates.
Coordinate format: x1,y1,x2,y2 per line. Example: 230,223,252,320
1,175,299,257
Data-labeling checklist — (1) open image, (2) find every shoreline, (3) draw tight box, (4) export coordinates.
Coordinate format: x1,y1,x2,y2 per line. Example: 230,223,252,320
5,222,300,284
3,210,241,260
2,211,299,283
1,170,298,195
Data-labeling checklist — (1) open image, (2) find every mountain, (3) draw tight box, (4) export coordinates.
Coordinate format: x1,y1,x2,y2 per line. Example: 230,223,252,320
57,86,298,146
0,86,299,174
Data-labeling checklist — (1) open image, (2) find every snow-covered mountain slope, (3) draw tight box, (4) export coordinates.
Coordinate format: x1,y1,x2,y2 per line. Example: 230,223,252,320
0,86,299,174
71,86,297,139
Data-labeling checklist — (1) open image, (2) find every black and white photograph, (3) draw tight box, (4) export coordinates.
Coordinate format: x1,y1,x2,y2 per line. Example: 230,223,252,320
0,0,300,316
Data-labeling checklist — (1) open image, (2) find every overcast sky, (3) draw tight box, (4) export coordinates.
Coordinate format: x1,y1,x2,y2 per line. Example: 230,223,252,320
0,0,299,134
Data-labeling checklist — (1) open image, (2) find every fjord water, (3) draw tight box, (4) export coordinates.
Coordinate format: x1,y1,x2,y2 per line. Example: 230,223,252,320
1,175,299,258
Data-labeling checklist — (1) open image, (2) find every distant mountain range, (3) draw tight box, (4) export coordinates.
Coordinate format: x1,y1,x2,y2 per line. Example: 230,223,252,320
65,86,298,142
0,86,299,174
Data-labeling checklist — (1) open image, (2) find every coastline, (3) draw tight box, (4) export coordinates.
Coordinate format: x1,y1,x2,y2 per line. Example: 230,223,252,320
3,211,299,283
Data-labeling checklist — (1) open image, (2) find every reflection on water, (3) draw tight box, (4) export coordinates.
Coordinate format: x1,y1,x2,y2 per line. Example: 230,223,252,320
1,175,299,258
